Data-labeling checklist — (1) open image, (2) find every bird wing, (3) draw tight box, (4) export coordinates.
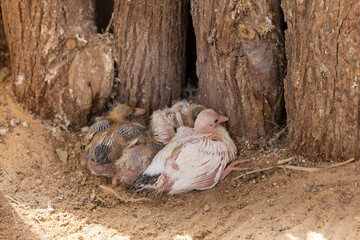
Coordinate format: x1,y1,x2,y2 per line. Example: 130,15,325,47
143,130,236,194
84,118,110,145
150,108,184,144
142,126,194,176
172,126,195,140
166,135,234,194
89,126,126,164
117,123,145,142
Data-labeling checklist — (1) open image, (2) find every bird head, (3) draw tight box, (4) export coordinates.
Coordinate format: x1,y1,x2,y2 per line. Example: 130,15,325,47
194,109,228,133
107,104,146,123
184,105,206,127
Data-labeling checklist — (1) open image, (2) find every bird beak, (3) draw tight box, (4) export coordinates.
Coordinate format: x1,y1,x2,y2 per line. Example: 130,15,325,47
218,115,229,124
133,108,146,116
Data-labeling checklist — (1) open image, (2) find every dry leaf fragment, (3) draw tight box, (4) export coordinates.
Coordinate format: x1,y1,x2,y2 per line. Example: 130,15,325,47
55,149,68,164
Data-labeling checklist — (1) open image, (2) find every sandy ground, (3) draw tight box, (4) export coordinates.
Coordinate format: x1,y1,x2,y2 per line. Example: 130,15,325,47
0,67,359,240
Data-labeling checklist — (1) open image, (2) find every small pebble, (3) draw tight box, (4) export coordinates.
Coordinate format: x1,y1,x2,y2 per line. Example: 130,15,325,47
60,221,69,227
0,128,8,135
22,121,29,127
10,118,21,127
90,193,96,202
81,126,90,133
36,215,45,222
204,204,210,212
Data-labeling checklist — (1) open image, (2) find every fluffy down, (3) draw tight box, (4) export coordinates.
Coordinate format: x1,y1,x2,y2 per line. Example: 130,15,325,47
133,109,237,194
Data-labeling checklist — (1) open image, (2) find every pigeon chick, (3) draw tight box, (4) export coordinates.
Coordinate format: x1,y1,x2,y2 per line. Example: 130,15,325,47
171,101,206,127
82,104,146,177
112,135,163,186
132,109,249,194
149,100,205,145
149,107,183,145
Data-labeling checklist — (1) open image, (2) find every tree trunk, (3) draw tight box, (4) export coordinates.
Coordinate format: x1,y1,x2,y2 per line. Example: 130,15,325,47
191,0,286,138
282,1,360,161
0,6,9,68
113,0,189,112
1,0,114,127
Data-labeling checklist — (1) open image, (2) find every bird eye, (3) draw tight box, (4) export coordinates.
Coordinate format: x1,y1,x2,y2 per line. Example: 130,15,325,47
128,113,133,119
214,119,218,123
173,127,177,133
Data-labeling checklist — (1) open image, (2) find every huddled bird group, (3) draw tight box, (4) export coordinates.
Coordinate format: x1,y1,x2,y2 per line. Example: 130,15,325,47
82,100,249,195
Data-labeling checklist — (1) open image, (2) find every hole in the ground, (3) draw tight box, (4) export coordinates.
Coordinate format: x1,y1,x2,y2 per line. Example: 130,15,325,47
182,12,198,100
94,0,114,33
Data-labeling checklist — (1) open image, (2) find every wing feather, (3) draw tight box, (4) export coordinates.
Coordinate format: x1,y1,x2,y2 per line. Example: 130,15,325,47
84,118,110,145
143,126,236,194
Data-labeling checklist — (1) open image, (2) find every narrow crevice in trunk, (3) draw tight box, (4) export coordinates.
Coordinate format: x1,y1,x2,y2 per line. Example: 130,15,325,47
278,1,288,127
94,0,114,33
182,11,198,100
0,6,9,68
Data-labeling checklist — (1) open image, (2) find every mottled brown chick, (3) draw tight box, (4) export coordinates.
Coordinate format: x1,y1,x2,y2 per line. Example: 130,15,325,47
112,135,163,186
82,104,146,177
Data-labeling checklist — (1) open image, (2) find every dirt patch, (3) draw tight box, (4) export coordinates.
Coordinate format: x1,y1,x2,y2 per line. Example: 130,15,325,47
0,68,359,239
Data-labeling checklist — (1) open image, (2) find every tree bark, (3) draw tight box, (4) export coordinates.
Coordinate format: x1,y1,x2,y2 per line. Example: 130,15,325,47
1,0,114,127
282,1,360,161
0,6,9,68
113,0,189,112
191,0,286,138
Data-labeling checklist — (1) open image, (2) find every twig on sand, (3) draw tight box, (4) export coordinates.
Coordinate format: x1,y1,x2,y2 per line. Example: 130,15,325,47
1,168,12,182
232,157,356,181
11,209,19,230
232,166,276,181
279,157,356,172
95,194,107,205
276,156,294,165
323,157,356,169
4,195,22,205
99,185,151,203
278,165,320,172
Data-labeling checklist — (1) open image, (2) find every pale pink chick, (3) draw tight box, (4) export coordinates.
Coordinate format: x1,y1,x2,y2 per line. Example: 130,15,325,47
149,107,183,145
149,100,205,145
132,109,249,194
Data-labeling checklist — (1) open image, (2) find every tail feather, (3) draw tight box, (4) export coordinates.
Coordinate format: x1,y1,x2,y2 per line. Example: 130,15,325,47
131,173,161,192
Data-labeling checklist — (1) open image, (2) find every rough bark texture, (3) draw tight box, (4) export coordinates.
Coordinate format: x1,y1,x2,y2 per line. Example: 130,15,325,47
191,0,286,138
113,0,189,113
282,1,360,161
1,0,114,127
0,6,9,68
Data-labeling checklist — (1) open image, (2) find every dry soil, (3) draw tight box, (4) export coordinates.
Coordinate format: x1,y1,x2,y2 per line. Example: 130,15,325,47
0,68,359,240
